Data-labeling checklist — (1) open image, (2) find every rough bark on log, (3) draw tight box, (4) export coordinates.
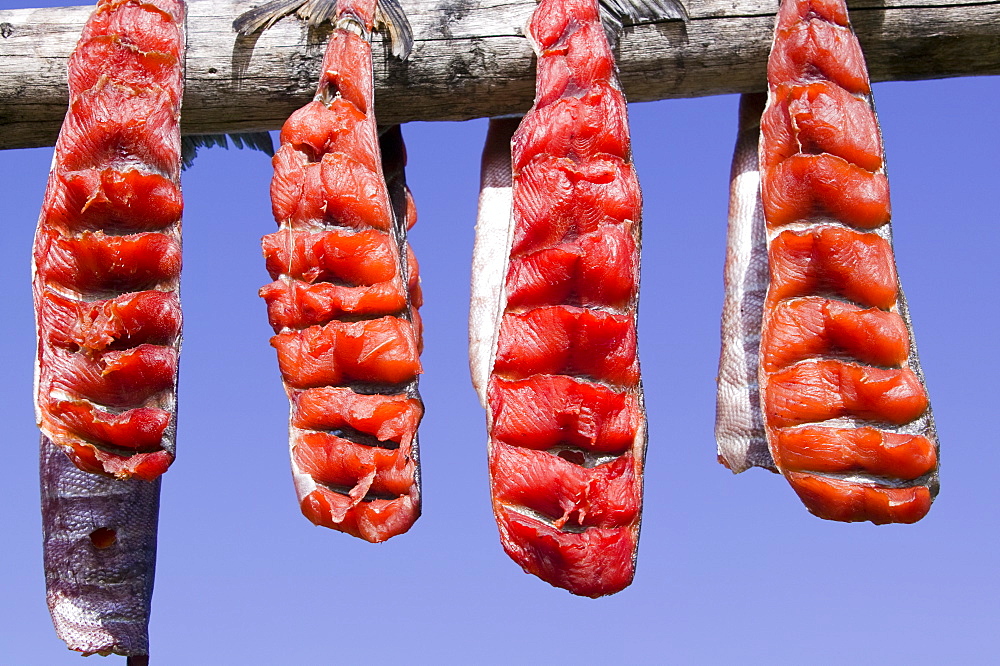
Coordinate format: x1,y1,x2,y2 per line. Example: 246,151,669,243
0,0,997,149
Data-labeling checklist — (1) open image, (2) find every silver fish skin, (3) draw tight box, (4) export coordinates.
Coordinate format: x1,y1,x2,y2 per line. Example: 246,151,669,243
715,93,775,474
41,436,159,658
468,117,519,405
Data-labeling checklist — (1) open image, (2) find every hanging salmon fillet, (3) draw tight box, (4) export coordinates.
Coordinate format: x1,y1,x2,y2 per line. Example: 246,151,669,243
33,0,185,657
716,0,939,524
470,0,682,597
236,0,422,543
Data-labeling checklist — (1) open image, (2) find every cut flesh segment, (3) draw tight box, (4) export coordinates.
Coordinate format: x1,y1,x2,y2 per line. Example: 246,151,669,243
785,472,932,524
527,0,600,48
262,228,398,284
60,81,180,174
279,99,373,159
489,376,640,454
52,401,170,451
764,359,929,428
270,151,393,231
762,154,890,229
496,505,637,598
261,278,407,330
773,426,936,480
491,442,639,529
43,345,177,409
79,0,184,53
768,19,870,95
505,223,638,310
761,81,882,171
760,297,909,371
273,318,420,389
300,487,419,542
69,34,184,92
39,289,181,352
493,306,639,387
292,388,422,441
42,168,182,233
37,231,181,293
294,432,415,497
512,156,640,256
767,228,898,309
512,86,628,170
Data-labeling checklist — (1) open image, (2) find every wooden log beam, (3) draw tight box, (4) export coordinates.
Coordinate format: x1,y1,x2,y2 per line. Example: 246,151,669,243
0,0,998,149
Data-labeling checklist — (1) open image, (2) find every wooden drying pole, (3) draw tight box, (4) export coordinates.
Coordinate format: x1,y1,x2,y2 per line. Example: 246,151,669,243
0,0,998,149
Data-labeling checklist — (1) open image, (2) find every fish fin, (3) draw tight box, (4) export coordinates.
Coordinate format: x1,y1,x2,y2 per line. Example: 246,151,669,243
233,0,340,34
298,0,340,29
233,0,412,58
180,132,276,170
233,0,308,35
598,0,687,44
375,0,414,59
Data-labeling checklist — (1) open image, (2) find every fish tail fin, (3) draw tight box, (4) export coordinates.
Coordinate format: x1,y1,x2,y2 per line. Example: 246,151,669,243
599,0,687,44
232,0,308,35
234,0,412,59
375,0,414,59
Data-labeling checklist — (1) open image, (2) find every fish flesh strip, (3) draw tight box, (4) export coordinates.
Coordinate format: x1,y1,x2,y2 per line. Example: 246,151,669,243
251,0,423,542
471,0,646,597
34,0,185,481
716,0,939,524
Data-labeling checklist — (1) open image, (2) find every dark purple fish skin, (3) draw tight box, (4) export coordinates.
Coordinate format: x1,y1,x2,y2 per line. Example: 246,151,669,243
40,436,159,658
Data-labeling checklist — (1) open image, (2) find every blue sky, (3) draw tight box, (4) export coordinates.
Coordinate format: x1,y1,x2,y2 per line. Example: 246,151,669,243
1,1,999,663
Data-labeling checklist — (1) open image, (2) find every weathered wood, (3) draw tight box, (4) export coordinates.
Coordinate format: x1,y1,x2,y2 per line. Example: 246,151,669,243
0,0,998,149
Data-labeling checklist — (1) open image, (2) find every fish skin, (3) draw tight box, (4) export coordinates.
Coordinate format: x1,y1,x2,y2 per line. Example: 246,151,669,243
472,0,646,597
250,0,422,542
717,0,939,523
469,117,519,406
716,93,773,473
41,436,159,657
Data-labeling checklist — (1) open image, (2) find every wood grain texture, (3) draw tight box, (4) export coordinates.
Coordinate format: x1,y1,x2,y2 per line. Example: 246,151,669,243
0,0,998,148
